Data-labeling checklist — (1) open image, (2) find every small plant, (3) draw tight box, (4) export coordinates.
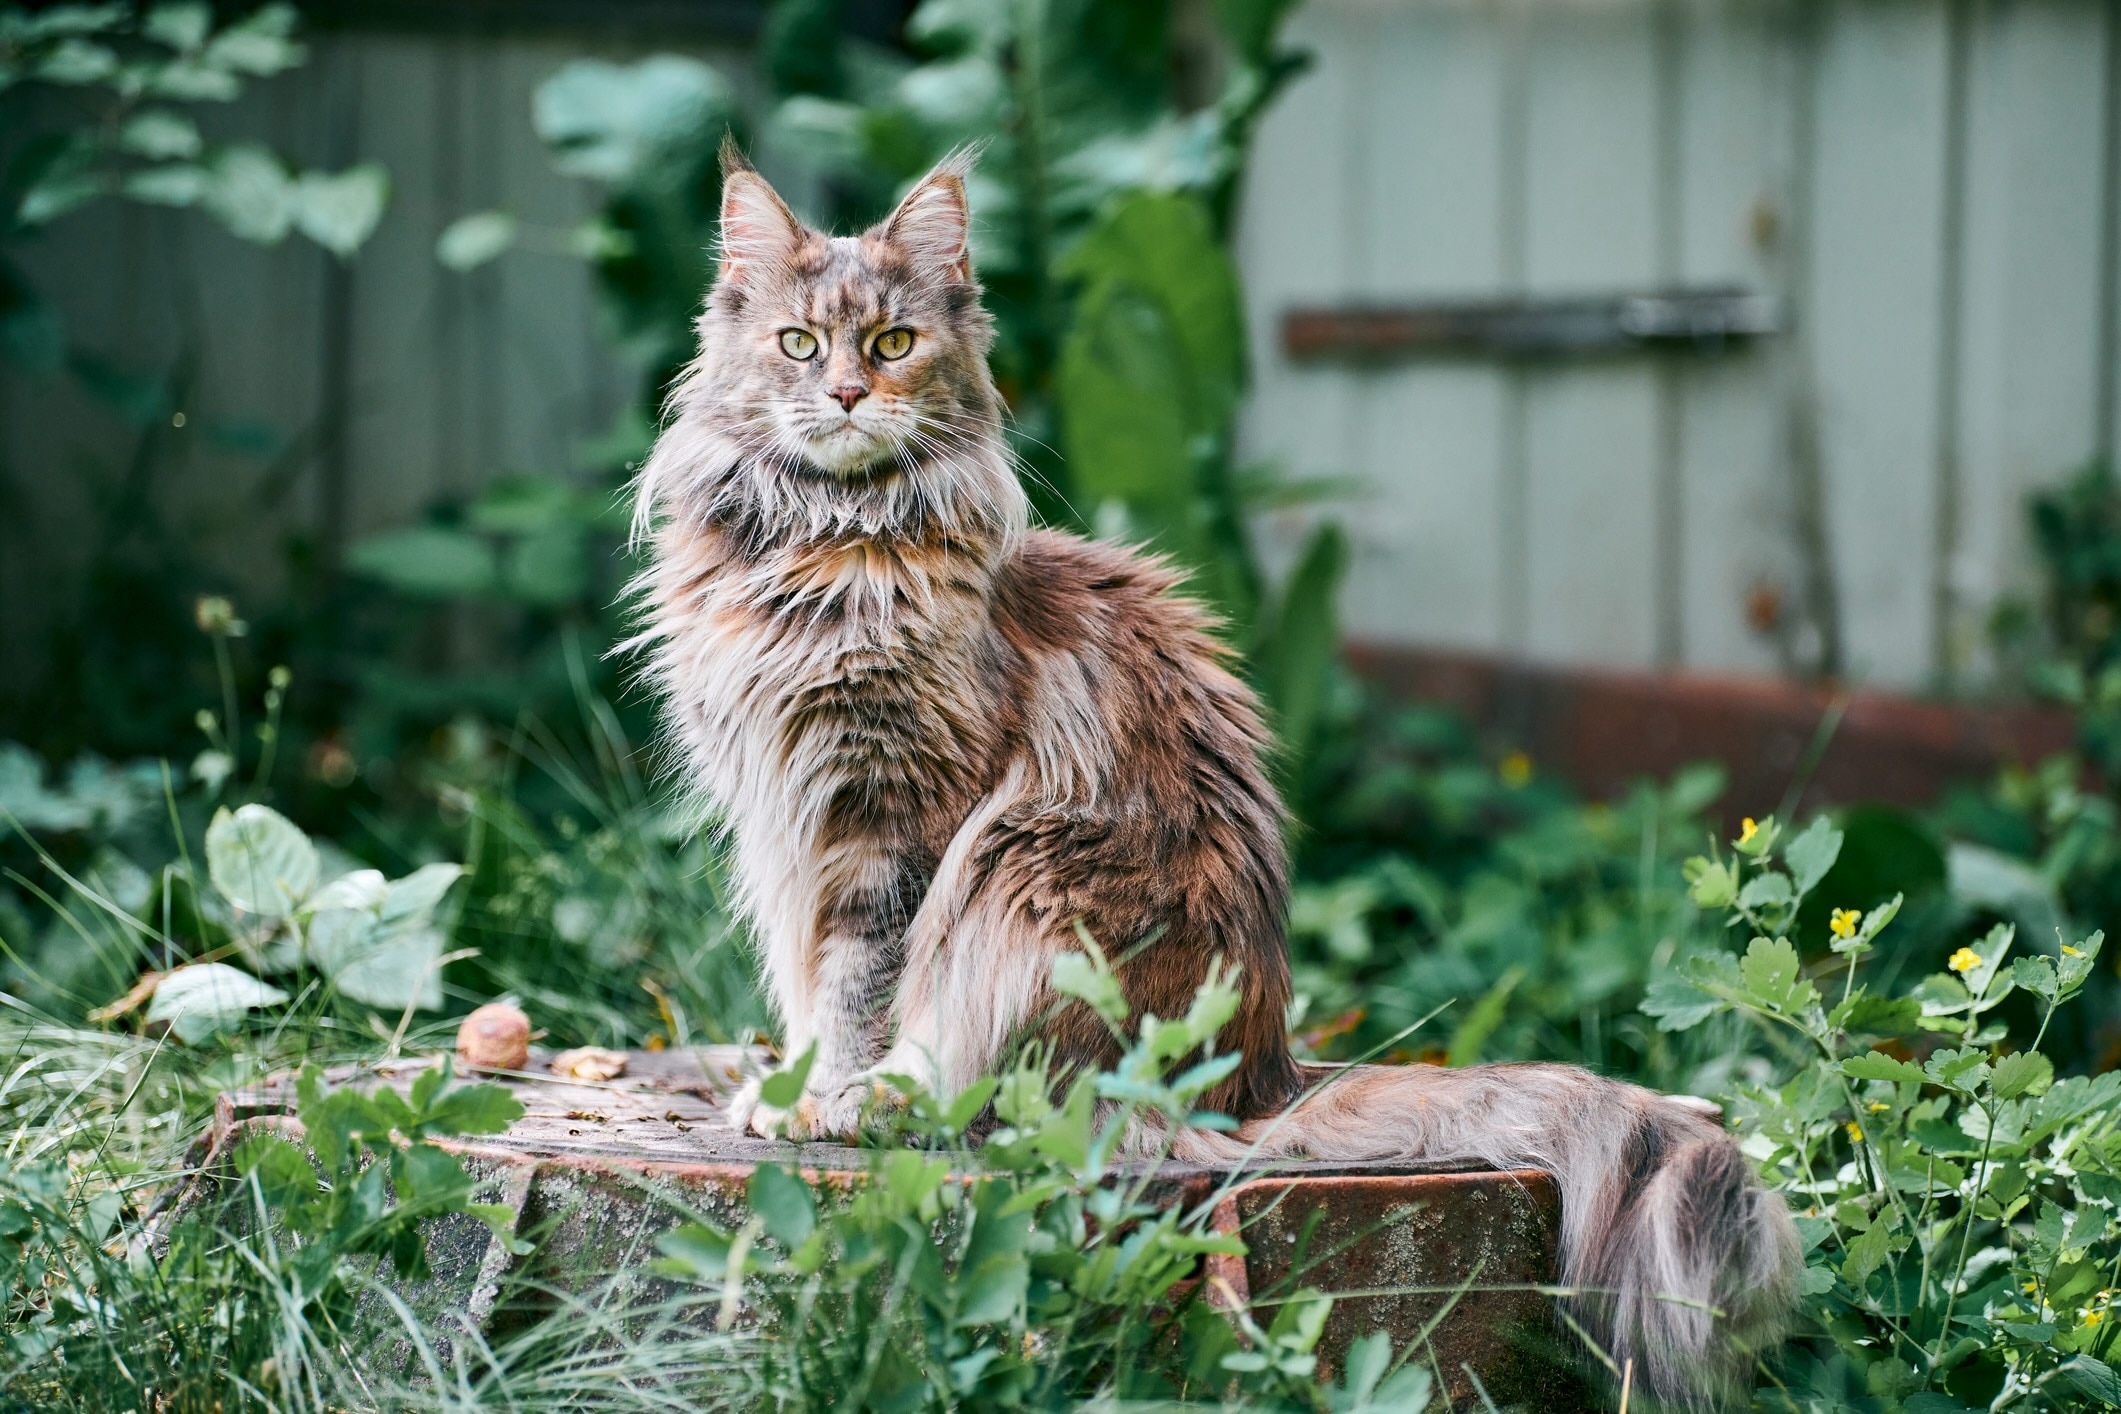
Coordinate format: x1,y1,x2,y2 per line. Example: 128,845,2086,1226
229,1058,526,1290
654,946,1436,1410
1649,813,2121,1411
1,1055,522,1409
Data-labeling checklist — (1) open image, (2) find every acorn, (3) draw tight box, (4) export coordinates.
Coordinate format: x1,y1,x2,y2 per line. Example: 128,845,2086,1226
457,1002,531,1071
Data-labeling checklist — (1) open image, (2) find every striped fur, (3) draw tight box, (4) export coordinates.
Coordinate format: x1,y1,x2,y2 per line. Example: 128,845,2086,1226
629,148,1797,1405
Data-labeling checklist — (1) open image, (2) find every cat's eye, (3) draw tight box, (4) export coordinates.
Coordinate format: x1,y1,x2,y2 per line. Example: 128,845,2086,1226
873,328,915,361
779,329,818,360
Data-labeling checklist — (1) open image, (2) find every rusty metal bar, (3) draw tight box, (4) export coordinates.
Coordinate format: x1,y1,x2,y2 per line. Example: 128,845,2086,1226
1282,288,1785,364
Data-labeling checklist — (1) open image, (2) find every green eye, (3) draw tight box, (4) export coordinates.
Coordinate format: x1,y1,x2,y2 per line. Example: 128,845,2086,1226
874,328,914,360
780,329,818,360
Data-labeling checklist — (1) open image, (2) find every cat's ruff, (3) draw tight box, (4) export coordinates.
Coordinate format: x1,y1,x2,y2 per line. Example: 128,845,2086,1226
629,141,1799,1407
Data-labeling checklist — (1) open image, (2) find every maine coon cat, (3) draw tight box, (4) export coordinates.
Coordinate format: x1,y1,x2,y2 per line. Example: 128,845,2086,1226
629,143,1798,1405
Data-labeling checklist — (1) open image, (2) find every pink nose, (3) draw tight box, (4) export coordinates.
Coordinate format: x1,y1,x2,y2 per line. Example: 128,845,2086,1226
830,385,868,412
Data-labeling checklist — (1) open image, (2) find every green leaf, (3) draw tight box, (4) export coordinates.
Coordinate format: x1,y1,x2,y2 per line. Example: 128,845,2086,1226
2059,930,2103,994
1842,1217,1896,1285
117,110,202,160
19,172,106,225
655,1222,734,1280
534,56,734,184
1736,870,1793,910
1058,278,1203,547
1445,965,1523,1066
1642,972,1726,1032
1961,922,2016,1001
205,802,318,916
122,164,209,207
1739,935,1817,1014
202,144,294,243
1051,947,1128,1030
1059,192,1245,432
1682,856,1737,910
437,211,519,271
1840,1053,1926,1085
294,164,388,256
143,3,211,51
1829,993,1921,1035
232,1133,316,1207
1924,1047,1992,1094
203,6,304,77
1252,521,1348,770
2056,1356,2121,1408
35,37,118,84
746,1162,816,1248
1783,816,1844,896
954,1252,1028,1326
145,58,239,101
315,920,445,1010
419,1078,523,1138
145,962,288,1041
1056,193,1246,564
2011,954,2060,1005
757,1045,816,1110
1990,1050,2054,1101
346,525,498,597
381,862,463,927
502,528,590,605
941,1076,999,1133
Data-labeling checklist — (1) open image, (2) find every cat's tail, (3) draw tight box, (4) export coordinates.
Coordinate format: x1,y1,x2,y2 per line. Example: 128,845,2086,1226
1166,1062,1800,1408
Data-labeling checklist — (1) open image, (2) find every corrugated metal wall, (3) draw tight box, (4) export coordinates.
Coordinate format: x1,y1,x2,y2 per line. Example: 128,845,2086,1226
1238,0,2121,691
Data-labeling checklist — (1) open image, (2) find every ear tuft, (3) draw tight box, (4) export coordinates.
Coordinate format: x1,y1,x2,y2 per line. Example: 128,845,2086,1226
880,148,980,282
716,150,803,287
718,131,755,180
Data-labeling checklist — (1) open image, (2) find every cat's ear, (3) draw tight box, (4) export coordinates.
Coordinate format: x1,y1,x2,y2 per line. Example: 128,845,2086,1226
716,137,803,286
880,149,977,282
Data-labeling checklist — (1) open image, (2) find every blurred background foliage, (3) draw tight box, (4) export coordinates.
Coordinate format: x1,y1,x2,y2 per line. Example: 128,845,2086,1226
5,0,2121,1080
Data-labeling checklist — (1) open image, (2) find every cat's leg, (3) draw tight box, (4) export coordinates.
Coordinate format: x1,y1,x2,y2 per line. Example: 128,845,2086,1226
814,771,1041,1131
752,834,923,1140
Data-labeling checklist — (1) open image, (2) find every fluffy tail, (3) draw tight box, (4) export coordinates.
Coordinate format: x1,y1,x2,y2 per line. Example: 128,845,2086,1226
1168,1062,1799,1407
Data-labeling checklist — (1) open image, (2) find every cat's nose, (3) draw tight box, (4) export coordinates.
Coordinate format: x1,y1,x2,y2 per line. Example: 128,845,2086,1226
829,385,869,412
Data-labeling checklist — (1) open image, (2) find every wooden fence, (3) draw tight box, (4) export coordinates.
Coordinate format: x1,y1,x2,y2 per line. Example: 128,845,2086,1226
1239,0,2121,690
4,0,2118,698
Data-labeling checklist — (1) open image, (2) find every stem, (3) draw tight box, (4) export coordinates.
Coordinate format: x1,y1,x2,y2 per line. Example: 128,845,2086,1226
1933,1099,1997,1372
2030,994,2058,1054
211,631,240,772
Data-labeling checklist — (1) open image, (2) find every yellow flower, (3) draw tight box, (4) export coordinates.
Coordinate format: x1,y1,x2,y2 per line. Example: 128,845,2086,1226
1499,751,1534,789
1867,1102,1890,1113
1948,947,1983,975
1830,908,1861,940
1740,817,1759,844
2023,1281,2039,1295
1845,1121,1864,1143
2063,944,2084,957
2085,1310,2106,1327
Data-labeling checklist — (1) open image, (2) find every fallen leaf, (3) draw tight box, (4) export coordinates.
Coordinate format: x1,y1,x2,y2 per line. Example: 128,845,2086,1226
551,1046,628,1082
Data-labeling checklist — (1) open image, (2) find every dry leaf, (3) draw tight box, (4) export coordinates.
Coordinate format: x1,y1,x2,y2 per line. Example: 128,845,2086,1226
550,1046,628,1082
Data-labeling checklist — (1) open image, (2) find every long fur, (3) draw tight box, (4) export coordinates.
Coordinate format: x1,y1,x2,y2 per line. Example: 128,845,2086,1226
630,146,1798,1406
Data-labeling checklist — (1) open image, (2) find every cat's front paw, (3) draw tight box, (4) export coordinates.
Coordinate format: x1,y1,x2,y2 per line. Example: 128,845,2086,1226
724,1075,789,1138
805,1074,910,1141
729,1081,829,1141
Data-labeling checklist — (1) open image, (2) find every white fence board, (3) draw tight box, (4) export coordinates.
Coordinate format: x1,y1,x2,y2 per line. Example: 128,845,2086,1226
1344,3,1512,647
1954,0,2110,675
1520,3,1661,665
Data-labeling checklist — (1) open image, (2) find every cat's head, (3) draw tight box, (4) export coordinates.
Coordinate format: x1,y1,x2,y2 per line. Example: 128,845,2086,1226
693,142,1000,483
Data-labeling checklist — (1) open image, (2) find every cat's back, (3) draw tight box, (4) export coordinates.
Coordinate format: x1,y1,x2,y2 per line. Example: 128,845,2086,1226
990,528,1277,810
